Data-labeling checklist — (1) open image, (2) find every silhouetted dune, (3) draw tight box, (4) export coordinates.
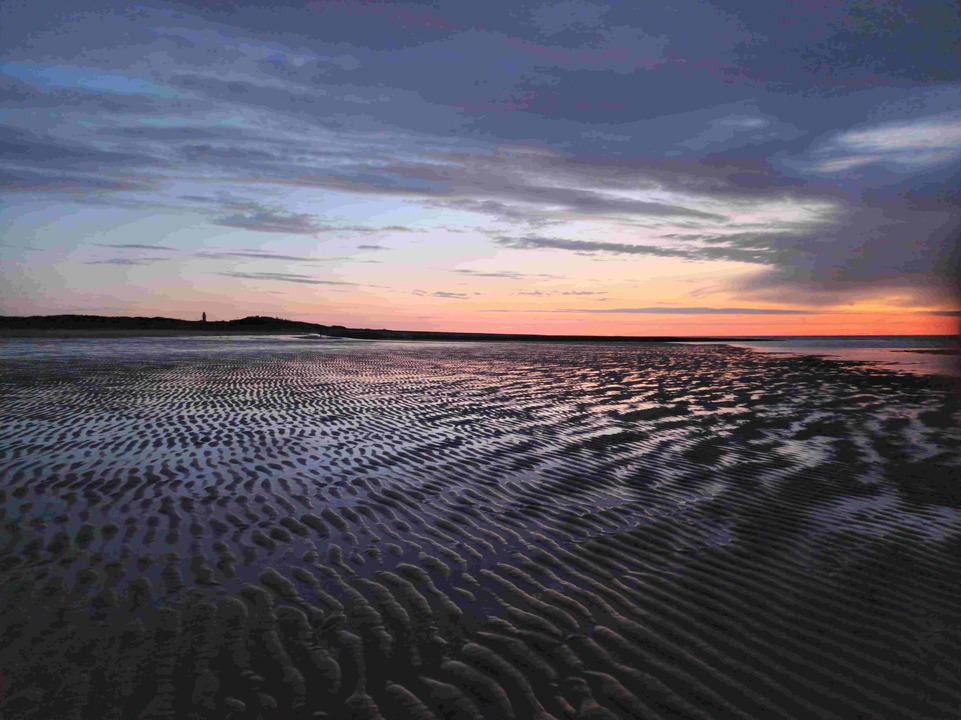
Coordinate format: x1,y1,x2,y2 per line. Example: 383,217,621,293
0,312,771,342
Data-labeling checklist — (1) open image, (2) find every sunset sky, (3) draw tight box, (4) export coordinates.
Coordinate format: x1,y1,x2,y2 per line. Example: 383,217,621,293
1,0,959,335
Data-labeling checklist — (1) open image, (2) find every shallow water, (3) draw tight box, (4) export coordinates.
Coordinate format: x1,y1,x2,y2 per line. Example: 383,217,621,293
726,334,961,377
1,337,959,719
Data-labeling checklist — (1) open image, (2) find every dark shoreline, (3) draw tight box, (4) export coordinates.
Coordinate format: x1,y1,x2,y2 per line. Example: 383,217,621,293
0,313,779,343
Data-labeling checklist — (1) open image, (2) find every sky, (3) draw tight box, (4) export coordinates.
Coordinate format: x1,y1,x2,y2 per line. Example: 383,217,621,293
1,0,959,336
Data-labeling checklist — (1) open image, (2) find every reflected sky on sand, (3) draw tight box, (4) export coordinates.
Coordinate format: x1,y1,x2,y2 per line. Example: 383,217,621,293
725,335,960,378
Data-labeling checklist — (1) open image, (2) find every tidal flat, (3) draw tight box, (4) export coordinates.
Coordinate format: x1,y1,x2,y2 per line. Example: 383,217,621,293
1,336,959,719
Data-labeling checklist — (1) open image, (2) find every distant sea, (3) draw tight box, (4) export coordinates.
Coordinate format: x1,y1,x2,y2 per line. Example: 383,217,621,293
723,335,961,377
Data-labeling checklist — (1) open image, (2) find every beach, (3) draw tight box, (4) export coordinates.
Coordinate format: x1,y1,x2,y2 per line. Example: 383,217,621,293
1,336,959,719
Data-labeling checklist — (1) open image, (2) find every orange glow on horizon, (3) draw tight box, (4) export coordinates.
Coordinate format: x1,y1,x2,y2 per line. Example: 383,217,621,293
280,309,958,337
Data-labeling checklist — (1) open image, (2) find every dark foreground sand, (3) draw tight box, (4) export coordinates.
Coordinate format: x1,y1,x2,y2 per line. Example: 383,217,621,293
0,338,959,719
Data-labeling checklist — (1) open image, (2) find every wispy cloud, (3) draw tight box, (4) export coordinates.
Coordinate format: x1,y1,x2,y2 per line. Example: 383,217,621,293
231,150,734,228
212,209,326,235
364,225,416,233
560,306,814,314
217,271,360,285
497,236,681,257
313,225,418,235
197,250,319,262
0,168,155,194
813,116,961,173
413,290,469,299
495,235,776,264
491,306,814,314
84,257,168,266
813,155,883,173
2,62,181,98
452,268,562,280
840,118,961,153
517,289,606,296
678,114,778,150
94,243,177,251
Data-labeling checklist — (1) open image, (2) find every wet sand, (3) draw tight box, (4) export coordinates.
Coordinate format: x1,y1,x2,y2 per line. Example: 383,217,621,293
1,338,959,719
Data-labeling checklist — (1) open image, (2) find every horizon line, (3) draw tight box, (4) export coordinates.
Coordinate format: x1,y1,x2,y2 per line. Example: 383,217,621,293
1,313,957,340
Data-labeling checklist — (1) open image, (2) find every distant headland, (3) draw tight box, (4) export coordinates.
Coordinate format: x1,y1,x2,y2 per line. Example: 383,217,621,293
0,314,776,343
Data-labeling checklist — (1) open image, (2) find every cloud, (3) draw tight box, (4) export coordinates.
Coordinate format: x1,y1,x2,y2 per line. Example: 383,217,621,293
558,151,814,199
212,209,326,235
678,114,779,150
228,149,734,226
516,289,605,297
840,118,961,153
0,125,152,168
183,144,280,162
0,125,158,195
84,257,167,266
452,268,561,279
217,272,360,285
95,243,177,251
371,154,726,220
727,194,961,305
0,169,153,194
813,116,961,173
495,235,776,264
335,225,417,234
812,155,881,173
550,306,813,314
413,290,469,299
197,250,319,262
1,62,181,98
200,197,421,238
490,306,813,314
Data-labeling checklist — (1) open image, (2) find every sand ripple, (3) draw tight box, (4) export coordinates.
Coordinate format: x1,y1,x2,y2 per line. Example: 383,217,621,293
0,339,959,718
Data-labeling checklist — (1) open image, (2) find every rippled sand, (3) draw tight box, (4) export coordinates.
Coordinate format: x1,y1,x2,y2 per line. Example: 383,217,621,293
1,338,959,719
